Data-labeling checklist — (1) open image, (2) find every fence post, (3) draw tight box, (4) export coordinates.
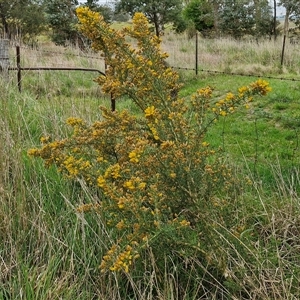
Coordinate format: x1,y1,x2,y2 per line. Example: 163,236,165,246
281,35,286,66
0,39,10,80
195,31,198,75
16,45,21,92
105,56,115,111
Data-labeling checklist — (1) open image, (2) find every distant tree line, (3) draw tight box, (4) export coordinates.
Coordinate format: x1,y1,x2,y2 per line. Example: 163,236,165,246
0,0,126,46
0,0,299,46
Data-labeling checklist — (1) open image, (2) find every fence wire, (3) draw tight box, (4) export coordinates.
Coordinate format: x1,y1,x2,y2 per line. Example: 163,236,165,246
17,45,105,61
174,66,300,82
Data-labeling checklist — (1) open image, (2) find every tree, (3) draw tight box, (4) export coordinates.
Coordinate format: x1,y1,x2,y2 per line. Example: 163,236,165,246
252,0,273,38
183,0,215,36
115,0,185,37
272,0,278,39
82,0,114,22
219,0,256,38
279,0,300,33
45,0,81,46
183,0,273,39
0,0,11,38
0,0,46,43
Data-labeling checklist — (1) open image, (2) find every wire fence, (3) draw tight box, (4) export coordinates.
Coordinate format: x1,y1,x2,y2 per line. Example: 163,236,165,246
9,44,300,79
173,66,300,82
1,40,300,106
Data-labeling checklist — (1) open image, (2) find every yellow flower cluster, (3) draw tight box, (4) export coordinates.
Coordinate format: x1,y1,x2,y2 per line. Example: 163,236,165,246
104,163,121,179
77,7,180,112
148,124,160,141
100,245,139,273
123,177,146,191
63,156,91,178
197,86,213,98
213,92,237,116
128,150,141,163
250,78,272,95
144,106,156,118
209,80,271,118
66,117,85,126
76,203,101,213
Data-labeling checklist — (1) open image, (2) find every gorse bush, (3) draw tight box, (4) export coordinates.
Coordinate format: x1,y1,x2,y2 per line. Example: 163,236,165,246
28,7,271,288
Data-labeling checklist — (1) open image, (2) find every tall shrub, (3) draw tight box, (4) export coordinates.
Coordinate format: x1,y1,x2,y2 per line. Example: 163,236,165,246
29,7,271,278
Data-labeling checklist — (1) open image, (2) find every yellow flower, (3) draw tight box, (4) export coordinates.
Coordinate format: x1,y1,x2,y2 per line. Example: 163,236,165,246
238,86,249,96
116,219,125,230
40,136,50,144
66,117,84,126
160,140,175,149
117,200,125,209
144,106,155,118
149,125,160,140
250,79,272,95
105,164,121,179
76,203,93,213
27,148,39,156
123,180,135,190
170,172,176,178
225,92,235,101
197,86,213,98
97,176,106,188
179,219,190,227
128,151,140,163
138,182,146,189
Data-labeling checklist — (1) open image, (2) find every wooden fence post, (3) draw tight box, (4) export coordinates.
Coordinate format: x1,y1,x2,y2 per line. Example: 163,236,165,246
0,39,9,80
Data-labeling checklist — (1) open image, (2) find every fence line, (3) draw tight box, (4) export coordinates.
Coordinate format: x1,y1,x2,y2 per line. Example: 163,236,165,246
9,43,300,83
4,43,300,113
173,66,300,82
15,44,105,61
7,45,116,110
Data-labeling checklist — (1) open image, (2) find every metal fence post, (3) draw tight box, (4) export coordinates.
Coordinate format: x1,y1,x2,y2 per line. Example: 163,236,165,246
105,57,115,111
16,45,22,92
195,31,198,75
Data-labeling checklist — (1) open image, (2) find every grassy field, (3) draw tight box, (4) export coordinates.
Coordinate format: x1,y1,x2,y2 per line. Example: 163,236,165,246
1,31,300,299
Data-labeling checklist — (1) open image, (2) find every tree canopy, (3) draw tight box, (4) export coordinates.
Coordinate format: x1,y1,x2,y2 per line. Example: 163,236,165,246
184,0,274,39
279,0,300,29
44,0,81,46
115,0,185,37
0,0,46,43
183,0,215,36
0,0,298,45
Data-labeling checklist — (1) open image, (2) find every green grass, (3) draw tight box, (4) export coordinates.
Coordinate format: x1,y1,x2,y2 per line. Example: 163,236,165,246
180,74,300,177
1,37,300,299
